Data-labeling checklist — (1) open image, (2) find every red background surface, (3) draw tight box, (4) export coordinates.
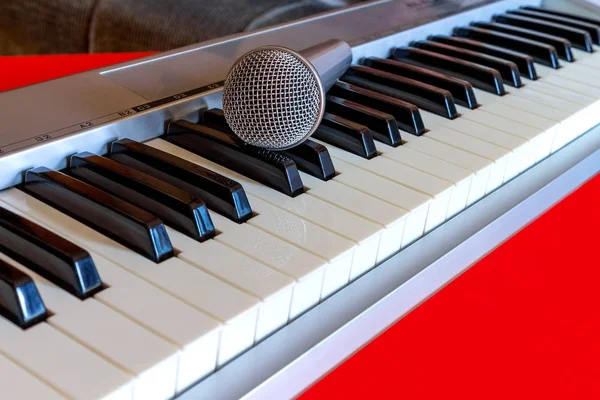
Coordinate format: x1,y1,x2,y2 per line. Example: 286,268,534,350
2,54,599,399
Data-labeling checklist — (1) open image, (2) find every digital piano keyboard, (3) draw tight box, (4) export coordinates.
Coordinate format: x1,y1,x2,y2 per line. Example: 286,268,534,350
1,0,600,398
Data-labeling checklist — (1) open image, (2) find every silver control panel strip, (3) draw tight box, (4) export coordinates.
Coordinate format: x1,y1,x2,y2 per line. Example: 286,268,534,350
0,0,535,190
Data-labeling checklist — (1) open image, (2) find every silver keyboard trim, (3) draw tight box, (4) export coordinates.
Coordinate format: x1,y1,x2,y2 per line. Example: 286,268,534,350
177,126,600,399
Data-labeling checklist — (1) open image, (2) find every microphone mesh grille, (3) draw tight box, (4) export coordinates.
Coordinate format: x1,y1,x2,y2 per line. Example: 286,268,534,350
222,48,322,149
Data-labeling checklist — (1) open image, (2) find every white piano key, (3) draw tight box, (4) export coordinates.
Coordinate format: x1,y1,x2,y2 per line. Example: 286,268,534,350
321,142,453,233
415,116,511,194
514,87,582,114
512,79,600,150
554,64,600,89
301,172,407,268
168,230,295,340
92,255,222,393
242,195,353,308
147,138,382,283
401,135,493,206
0,189,260,368
450,110,538,180
377,144,473,218
211,204,348,304
419,111,510,192
0,317,133,400
571,48,600,64
523,80,596,107
499,91,598,154
576,51,600,67
0,352,67,400
204,216,336,308
0,197,222,393
538,72,600,98
329,158,430,247
0,253,179,400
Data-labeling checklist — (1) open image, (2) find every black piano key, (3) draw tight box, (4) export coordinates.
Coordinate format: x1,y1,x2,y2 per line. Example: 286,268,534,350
509,8,600,45
363,57,478,109
428,35,538,80
492,13,593,52
278,140,336,181
453,26,560,68
21,167,174,263
521,6,600,28
326,95,403,146
410,40,523,88
166,120,304,197
328,81,426,135
471,22,574,61
202,108,336,180
110,139,252,223
0,259,47,328
341,65,458,119
391,46,506,95
314,113,378,159
69,152,215,242
0,206,102,300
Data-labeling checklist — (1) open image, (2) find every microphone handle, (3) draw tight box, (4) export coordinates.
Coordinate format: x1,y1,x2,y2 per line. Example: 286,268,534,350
300,39,353,92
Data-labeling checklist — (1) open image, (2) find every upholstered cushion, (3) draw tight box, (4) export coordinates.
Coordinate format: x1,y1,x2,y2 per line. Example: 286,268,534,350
0,0,360,55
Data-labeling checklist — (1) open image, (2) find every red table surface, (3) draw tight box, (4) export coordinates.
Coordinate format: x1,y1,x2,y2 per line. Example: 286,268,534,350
2,54,599,399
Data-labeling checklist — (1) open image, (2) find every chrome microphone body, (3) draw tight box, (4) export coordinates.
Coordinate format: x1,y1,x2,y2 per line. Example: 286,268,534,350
222,39,352,150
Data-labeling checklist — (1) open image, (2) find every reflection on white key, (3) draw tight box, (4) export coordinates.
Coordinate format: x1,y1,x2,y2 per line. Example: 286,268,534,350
520,69,600,151
448,111,535,181
321,142,453,233
93,255,222,392
419,111,510,193
147,138,383,288
167,228,295,340
0,201,222,393
420,111,511,193
401,135,493,206
0,189,260,368
0,253,179,400
244,195,354,304
330,158,430,247
301,172,407,269
377,143,474,218
0,352,67,400
0,317,133,400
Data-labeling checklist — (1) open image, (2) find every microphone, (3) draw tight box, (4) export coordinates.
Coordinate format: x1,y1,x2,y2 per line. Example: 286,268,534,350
222,39,352,150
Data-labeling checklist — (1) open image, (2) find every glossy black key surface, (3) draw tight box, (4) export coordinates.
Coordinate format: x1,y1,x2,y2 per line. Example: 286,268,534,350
429,35,538,80
0,206,102,299
314,113,378,159
0,259,47,328
326,95,403,146
202,108,336,180
509,8,600,45
341,65,458,119
69,153,215,242
363,57,478,108
166,120,304,197
391,46,506,95
521,6,600,28
492,13,593,52
22,167,173,263
453,26,561,68
278,140,336,181
328,81,426,135
410,40,523,87
471,22,574,61
110,139,252,223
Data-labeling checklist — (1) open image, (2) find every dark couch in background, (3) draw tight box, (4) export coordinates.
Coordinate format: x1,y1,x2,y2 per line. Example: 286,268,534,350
0,0,364,55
